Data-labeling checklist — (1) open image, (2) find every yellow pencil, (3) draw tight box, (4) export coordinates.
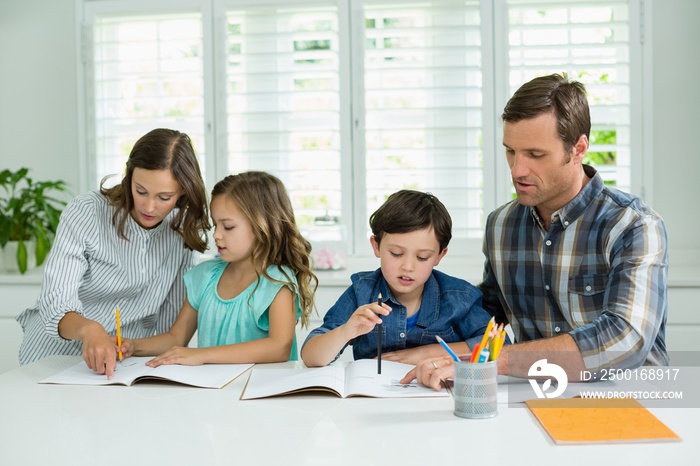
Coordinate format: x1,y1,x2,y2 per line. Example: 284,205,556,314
477,317,495,361
493,328,507,360
115,308,123,362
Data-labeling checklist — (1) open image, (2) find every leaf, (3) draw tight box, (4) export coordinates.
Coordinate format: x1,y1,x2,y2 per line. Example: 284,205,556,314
35,226,50,266
0,167,67,265
17,240,28,274
0,219,9,247
11,168,29,185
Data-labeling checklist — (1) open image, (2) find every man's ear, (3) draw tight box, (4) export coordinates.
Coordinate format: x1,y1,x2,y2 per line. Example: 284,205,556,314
434,247,448,266
573,134,589,163
370,235,381,258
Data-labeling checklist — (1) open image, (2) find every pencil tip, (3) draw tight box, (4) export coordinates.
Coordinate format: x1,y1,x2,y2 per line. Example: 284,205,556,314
378,292,382,299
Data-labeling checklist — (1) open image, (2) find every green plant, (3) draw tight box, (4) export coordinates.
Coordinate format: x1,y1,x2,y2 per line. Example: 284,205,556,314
0,168,68,273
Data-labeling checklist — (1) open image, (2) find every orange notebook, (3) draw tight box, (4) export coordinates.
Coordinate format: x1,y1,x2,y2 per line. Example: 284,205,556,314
526,398,681,445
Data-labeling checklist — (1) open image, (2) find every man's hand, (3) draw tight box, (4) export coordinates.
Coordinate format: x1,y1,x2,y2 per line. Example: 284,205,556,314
400,355,455,391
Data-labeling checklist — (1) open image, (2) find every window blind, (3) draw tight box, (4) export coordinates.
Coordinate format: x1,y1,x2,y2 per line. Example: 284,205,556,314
88,10,206,188
507,0,631,192
361,1,484,240
221,2,342,230
81,0,640,256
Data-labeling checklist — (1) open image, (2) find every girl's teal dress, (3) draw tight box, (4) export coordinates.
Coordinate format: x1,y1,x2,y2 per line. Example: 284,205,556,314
184,258,301,360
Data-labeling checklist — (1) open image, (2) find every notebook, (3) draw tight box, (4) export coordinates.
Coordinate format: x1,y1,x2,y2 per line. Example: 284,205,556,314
240,359,449,399
526,398,681,445
40,357,253,389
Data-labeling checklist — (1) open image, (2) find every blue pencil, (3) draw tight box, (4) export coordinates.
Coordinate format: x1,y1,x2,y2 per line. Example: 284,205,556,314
435,335,460,362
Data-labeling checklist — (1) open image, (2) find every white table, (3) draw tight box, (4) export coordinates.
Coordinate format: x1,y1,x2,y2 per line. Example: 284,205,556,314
0,357,697,465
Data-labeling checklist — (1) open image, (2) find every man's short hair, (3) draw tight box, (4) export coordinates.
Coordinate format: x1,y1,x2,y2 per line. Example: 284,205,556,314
502,73,591,152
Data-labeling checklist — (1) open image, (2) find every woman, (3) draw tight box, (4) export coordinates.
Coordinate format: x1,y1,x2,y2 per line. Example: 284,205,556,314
16,128,211,378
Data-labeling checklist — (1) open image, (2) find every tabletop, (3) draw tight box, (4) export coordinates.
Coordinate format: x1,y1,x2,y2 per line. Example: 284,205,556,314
0,356,697,466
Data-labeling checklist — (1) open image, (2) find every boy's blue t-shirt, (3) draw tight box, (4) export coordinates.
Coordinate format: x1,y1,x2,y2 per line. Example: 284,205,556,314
302,268,492,362
406,310,420,331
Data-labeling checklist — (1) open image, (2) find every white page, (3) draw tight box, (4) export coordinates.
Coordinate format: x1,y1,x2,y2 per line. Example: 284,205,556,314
39,357,153,386
142,361,254,388
241,366,346,399
40,357,253,389
343,359,448,398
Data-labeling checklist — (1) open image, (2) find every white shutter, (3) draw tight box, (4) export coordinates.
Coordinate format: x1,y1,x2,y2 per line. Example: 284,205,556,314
506,0,632,192
79,0,640,256
220,1,342,230
87,7,206,188
360,0,484,241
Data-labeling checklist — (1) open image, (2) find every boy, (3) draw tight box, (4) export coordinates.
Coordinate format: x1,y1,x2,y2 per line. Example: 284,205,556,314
301,190,491,367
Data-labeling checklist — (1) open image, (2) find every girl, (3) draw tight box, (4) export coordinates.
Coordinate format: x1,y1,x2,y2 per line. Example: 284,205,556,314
17,128,211,378
120,171,317,365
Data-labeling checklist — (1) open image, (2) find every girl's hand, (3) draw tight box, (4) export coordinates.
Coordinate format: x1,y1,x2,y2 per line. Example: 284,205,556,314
112,336,136,359
146,347,203,367
341,302,392,340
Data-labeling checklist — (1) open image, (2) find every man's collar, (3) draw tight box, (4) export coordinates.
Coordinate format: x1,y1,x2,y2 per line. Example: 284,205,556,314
529,164,603,230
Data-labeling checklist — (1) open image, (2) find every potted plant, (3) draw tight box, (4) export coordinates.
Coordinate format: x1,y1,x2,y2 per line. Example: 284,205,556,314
0,168,68,274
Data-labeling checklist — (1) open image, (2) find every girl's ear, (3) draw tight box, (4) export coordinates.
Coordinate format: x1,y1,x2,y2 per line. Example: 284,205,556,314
370,235,381,258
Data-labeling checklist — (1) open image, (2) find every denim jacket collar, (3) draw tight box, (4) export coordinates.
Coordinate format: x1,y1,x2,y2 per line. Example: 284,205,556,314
370,268,441,327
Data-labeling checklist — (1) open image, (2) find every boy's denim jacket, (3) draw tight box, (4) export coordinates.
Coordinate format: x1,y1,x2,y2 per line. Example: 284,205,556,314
302,268,492,362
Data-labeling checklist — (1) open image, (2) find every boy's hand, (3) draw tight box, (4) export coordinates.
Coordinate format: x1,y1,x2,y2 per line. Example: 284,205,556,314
340,302,392,340
146,347,203,367
382,344,448,365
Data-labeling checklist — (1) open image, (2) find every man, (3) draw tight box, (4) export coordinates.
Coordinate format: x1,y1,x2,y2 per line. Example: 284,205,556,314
404,73,668,389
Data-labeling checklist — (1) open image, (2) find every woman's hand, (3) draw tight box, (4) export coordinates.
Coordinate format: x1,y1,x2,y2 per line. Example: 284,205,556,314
81,323,118,379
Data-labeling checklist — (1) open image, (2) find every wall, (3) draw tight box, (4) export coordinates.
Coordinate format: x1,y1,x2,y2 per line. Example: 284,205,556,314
651,0,700,263
0,0,80,191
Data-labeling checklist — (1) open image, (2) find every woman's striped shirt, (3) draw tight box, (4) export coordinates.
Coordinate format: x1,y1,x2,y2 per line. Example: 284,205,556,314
16,191,195,365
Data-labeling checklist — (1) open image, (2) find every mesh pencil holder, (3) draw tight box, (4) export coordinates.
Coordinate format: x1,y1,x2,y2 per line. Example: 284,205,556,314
453,360,498,419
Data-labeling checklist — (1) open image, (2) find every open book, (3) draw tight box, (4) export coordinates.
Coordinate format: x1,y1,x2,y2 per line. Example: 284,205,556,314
240,359,449,399
39,357,253,389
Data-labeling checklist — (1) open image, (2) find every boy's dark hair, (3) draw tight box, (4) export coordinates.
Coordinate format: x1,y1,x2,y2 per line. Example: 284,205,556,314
369,190,452,251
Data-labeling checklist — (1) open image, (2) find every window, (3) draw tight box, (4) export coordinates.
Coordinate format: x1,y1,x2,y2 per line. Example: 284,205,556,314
84,5,207,187
506,0,634,194
361,2,484,242
220,2,343,230
79,0,643,257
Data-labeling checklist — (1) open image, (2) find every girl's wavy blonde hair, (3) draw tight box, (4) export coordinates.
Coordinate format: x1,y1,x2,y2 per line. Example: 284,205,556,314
211,171,317,327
